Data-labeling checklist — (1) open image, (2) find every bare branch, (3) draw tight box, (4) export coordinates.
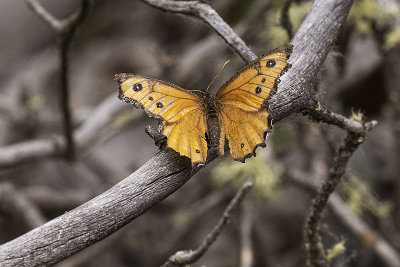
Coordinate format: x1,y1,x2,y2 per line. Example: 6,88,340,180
141,0,256,62
159,184,232,256
23,0,91,34
306,104,378,135
162,181,253,266
280,0,294,39
304,125,376,266
0,182,46,229
240,199,254,267
57,0,91,160
288,172,400,267
0,95,129,168
23,187,92,211
270,0,354,122
23,0,63,31
23,0,92,160
0,151,192,266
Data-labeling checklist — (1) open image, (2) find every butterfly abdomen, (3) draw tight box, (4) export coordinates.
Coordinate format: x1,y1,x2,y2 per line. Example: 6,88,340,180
204,94,220,158
116,44,292,165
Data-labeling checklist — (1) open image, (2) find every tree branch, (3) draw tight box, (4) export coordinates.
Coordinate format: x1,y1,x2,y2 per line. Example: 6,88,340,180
0,182,46,229
0,0,356,265
58,0,91,160
0,151,191,266
161,181,253,266
141,0,256,62
240,198,254,267
287,171,400,267
270,0,353,122
306,103,378,135
23,0,63,31
304,127,374,266
280,0,294,40
23,0,91,160
0,95,129,168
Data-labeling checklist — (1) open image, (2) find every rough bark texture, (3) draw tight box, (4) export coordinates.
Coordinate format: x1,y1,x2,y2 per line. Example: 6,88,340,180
0,0,354,265
0,151,191,266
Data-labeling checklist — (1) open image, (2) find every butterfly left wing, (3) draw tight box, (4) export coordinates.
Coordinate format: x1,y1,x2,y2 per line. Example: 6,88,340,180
116,73,208,164
215,44,292,162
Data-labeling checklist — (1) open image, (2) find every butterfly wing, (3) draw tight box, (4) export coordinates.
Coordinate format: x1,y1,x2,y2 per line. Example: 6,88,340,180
215,44,292,162
115,73,208,164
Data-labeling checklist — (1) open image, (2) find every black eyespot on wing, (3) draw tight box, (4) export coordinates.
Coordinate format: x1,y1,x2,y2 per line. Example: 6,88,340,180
241,143,244,148
156,102,163,108
255,87,262,94
196,149,200,153
133,83,143,91
261,78,266,83
266,60,276,68
149,97,154,101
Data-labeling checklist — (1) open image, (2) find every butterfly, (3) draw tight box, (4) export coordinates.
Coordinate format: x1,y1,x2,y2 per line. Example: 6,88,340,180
116,44,292,165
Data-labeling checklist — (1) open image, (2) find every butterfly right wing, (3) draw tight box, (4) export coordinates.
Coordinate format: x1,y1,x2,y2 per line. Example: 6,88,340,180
215,44,292,162
115,73,208,164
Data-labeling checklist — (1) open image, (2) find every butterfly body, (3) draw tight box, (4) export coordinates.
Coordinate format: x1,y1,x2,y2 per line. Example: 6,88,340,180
116,44,293,165
203,93,221,156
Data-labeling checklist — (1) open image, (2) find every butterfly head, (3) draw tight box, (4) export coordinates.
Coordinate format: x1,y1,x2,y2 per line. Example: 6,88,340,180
203,93,217,113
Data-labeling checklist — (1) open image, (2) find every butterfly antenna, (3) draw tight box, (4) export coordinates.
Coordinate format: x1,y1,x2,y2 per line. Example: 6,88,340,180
190,89,206,95
205,60,230,94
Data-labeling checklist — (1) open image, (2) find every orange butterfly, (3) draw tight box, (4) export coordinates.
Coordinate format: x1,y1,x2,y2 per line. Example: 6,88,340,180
116,44,292,165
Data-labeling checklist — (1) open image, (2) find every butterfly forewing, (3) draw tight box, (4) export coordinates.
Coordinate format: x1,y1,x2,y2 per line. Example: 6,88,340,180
115,44,292,165
116,74,208,164
215,44,292,162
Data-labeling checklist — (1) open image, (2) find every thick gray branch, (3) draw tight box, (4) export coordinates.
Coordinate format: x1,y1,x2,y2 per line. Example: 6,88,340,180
0,152,191,266
0,0,353,265
270,0,353,122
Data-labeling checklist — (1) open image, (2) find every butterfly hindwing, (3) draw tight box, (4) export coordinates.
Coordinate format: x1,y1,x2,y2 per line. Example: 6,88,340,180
115,44,292,164
116,74,208,164
215,44,293,162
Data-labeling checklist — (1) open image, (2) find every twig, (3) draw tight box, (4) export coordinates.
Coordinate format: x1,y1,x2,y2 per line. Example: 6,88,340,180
58,0,91,160
280,0,293,39
304,125,375,266
161,181,253,266
240,198,254,267
287,171,400,267
0,182,46,229
23,186,92,211
141,0,257,62
306,103,378,135
23,0,91,160
0,95,131,168
160,183,233,254
23,0,63,31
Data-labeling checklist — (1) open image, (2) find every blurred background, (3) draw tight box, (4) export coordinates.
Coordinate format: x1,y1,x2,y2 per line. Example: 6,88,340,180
1,0,400,266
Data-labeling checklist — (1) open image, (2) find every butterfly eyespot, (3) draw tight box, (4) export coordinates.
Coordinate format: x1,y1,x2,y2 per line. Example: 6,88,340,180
133,83,143,91
266,60,276,68
116,44,293,165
